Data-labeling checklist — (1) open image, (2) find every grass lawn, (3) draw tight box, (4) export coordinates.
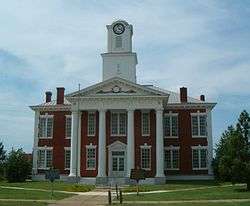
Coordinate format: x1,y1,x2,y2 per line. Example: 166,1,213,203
123,180,222,193
0,180,95,192
123,184,250,202
0,201,47,206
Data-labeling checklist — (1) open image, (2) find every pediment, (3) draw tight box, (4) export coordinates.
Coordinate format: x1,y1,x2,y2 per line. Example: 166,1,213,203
67,77,168,98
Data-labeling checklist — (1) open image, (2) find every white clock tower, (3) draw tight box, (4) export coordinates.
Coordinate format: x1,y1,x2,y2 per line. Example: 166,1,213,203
101,20,138,83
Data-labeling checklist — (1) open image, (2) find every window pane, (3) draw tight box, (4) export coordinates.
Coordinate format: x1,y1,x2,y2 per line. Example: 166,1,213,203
142,113,150,135
171,116,178,136
165,150,171,169
111,113,118,135
192,149,199,168
46,150,52,168
65,150,70,169
119,113,126,135
200,115,207,136
119,157,124,171
112,157,118,171
37,150,45,168
200,149,207,168
164,116,171,136
88,113,96,136
38,118,46,137
65,117,71,138
172,150,179,169
192,116,198,136
141,148,150,169
47,117,53,137
87,148,96,169
115,36,122,48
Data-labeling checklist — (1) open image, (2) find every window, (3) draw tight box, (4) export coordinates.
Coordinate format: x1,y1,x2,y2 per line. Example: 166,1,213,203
65,116,71,138
140,145,151,170
164,113,178,137
115,36,122,48
192,146,207,169
164,147,180,170
142,112,150,136
37,148,53,169
64,149,70,170
88,112,96,136
38,114,53,138
111,112,127,136
86,145,96,170
191,114,207,137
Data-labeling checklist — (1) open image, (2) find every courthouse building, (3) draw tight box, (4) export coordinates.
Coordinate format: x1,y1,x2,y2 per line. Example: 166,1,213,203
30,20,216,184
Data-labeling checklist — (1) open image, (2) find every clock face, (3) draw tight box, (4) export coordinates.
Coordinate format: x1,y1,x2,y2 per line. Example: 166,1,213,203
113,23,125,35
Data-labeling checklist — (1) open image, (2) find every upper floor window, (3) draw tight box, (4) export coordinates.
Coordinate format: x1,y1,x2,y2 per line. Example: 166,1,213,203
140,145,151,170
164,146,180,170
37,148,53,169
65,115,71,139
88,112,96,136
86,144,96,170
38,114,53,138
111,112,127,136
64,148,70,170
192,146,207,170
191,113,207,137
142,112,150,136
115,36,122,48
164,113,178,137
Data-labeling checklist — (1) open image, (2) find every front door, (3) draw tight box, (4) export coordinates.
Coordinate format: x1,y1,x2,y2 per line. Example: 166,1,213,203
111,151,125,177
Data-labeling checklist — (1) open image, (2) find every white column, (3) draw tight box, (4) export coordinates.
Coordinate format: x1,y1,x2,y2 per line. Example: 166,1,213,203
126,109,135,177
77,111,82,176
32,110,39,175
69,111,79,177
97,109,106,177
207,108,213,175
155,108,165,177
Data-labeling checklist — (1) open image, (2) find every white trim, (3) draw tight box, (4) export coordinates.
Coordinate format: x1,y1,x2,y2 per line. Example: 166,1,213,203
87,111,96,136
141,111,150,136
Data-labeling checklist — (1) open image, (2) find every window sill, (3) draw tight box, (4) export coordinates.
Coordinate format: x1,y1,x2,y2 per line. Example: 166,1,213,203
64,168,70,170
165,168,180,171
164,136,179,139
65,137,71,139
142,134,150,137
38,168,50,170
141,168,151,171
110,134,127,137
87,135,96,137
38,137,53,139
192,136,207,138
192,168,208,170
86,168,96,171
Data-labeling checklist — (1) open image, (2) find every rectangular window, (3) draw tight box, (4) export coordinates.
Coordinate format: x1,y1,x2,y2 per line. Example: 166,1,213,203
37,149,53,169
64,149,70,170
141,147,151,170
192,148,207,169
111,112,127,136
164,114,178,137
88,112,96,136
65,116,71,138
191,114,207,137
142,112,150,136
164,148,179,170
86,147,96,170
115,36,122,48
38,115,53,138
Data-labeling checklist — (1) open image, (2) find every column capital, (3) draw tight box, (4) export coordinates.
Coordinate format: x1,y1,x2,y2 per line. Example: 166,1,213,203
127,108,135,112
98,108,107,112
155,108,164,112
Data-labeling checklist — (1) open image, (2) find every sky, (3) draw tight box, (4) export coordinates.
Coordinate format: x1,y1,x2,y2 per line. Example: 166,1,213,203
0,0,250,153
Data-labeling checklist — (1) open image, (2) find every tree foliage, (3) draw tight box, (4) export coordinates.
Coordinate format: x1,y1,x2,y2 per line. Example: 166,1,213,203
5,149,32,182
0,141,6,178
214,110,250,190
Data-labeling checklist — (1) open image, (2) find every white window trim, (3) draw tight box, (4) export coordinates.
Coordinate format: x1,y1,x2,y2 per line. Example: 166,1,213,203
164,112,179,138
87,112,96,137
164,145,180,170
39,113,54,139
86,143,97,170
141,111,150,137
191,112,207,138
191,145,208,170
37,147,53,170
64,147,71,170
140,144,152,170
110,111,127,137
65,115,72,139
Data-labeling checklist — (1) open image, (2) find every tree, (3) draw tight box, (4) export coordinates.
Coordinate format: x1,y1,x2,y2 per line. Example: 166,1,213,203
5,149,32,182
0,141,6,177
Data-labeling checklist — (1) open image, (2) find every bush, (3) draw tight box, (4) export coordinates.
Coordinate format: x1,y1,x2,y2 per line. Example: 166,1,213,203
5,149,32,182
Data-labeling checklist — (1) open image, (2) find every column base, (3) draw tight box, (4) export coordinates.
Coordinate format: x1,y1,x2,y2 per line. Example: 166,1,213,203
154,177,166,184
96,177,108,185
67,176,81,183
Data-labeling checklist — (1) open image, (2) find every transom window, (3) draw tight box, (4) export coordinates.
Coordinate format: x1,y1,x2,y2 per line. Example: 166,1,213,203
111,112,127,136
142,112,150,136
86,145,96,170
64,148,70,170
140,145,151,170
37,148,52,169
88,112,96,136
191,113,207,137
65,116,71,138
164,113,178,137
38,114,53,138
164,147,180,170
192,146,207,170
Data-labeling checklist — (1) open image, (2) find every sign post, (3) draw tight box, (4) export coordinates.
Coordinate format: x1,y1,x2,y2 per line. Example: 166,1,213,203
130,168,146,196
45,168,60,199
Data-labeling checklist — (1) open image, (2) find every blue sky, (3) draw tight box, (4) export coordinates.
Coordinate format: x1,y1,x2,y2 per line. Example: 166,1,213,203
0,0,249,152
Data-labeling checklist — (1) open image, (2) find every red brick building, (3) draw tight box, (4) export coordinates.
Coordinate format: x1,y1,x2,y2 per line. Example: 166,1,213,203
30,20,216,184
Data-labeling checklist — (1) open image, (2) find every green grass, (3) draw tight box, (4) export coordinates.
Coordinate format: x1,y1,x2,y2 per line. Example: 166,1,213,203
0,201,48,206
0,180,95,192
123,184,250,201
0,188,72,200
123,180,222,193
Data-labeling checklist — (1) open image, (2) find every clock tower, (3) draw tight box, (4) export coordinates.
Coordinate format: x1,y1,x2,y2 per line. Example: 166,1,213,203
101,20,138,83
